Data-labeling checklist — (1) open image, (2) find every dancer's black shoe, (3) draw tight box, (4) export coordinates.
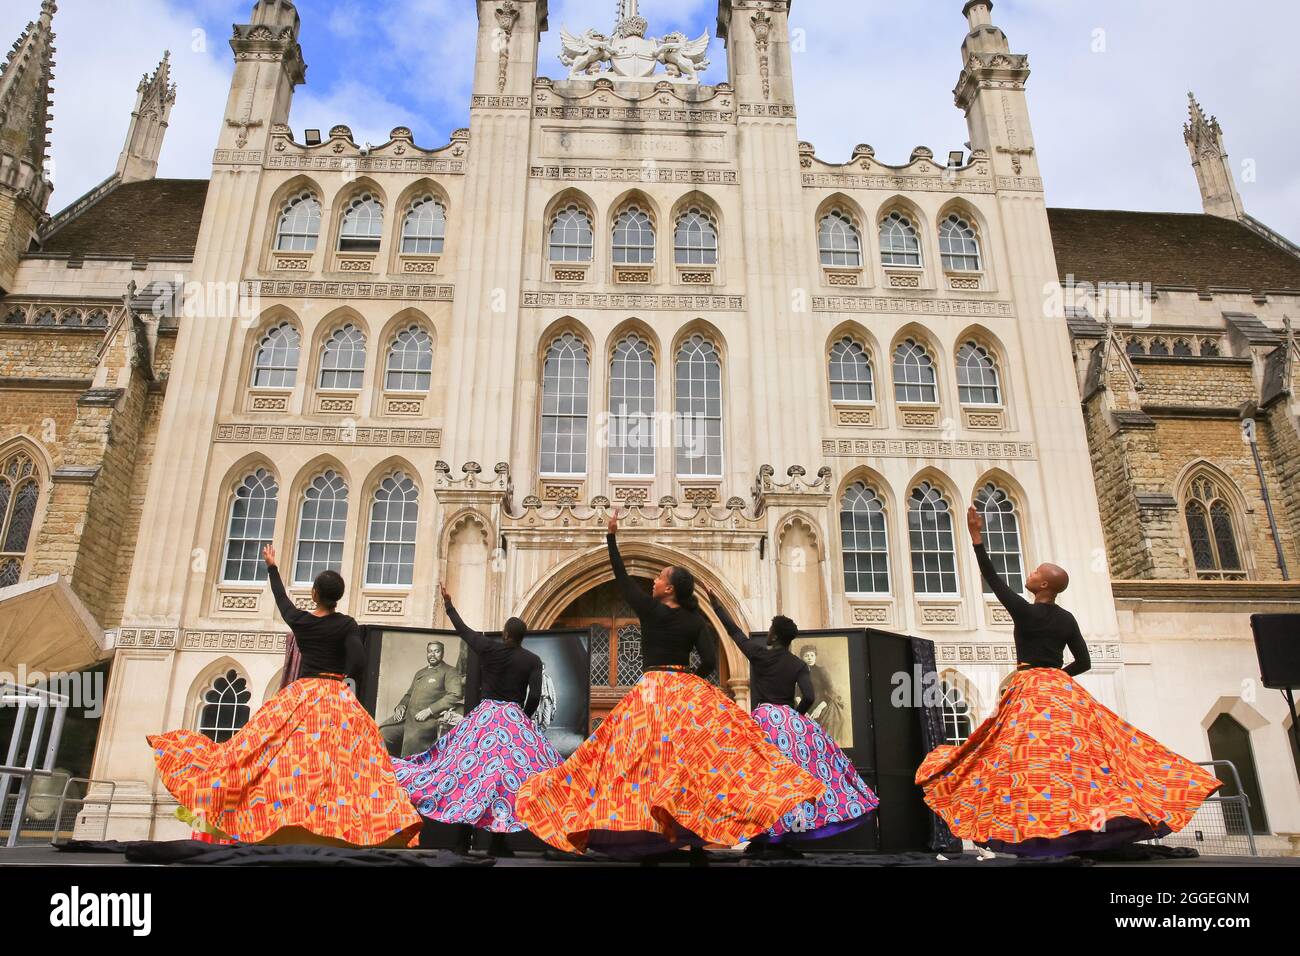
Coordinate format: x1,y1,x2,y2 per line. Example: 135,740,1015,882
450,824,473,856
487,833,515,858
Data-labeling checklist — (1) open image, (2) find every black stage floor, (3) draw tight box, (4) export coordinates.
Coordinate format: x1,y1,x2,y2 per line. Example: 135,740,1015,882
1,843,1295,868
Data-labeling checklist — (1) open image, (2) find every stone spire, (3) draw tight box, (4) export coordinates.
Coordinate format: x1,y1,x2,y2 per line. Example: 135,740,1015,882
115,51,177,184
1184,92,1245,220
0,0,57,210
953,0,1037,178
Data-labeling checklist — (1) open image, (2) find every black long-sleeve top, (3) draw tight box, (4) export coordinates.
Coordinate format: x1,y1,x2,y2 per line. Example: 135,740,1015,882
268,565,366,681
973,544,1091,677
444,598,543,717
709,596,814,713
607,534,718,678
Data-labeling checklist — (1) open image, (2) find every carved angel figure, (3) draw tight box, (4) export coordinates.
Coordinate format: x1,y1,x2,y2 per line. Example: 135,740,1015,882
655,31,710,81
559,27,613,78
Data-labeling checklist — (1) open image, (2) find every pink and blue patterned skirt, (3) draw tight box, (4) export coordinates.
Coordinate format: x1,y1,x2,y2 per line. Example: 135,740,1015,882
392,700,563,833
751,703,879,843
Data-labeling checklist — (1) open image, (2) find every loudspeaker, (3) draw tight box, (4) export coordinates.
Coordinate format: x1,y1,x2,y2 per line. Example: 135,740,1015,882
1251,614,1300,690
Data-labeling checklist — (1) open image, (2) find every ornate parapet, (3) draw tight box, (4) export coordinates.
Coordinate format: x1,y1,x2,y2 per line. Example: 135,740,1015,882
265,123,468,173
432,461,512,508
752,464,834,513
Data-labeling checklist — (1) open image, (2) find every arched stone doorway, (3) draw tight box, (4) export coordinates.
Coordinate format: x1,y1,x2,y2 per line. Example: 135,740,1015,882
515,542,750,729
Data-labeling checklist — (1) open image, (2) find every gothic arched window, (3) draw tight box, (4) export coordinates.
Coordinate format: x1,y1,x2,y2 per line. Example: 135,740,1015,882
956,341,1002,406
337,193,384,253
893,339,938,404
674,335,724,478
198,670,252,743
251,323,301,388
608,335,656,477
938,213,981,272
385,325,433,392
880,211,922,268
1184,474,1245,580
908,482,958,594
0,451,41,588
400,196,446,255
674,208,719,266
940,679,973,745
829,337,874,403
319,324,367,391
974,483,1024,594
365,473,419,586
85,309,109,329
840,482,889,594
818,210,862,267
613,206,656,265
275,192,321,252
222,469,279,583
549,204,594,262
293,470,349,585
540,333,590,476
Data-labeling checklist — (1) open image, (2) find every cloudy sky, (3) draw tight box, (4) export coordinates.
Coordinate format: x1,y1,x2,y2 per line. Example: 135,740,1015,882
4,0,1297,239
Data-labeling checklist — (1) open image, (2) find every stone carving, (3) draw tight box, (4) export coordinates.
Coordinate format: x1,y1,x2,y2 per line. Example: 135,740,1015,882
560,1,710,83
495,2,520,93
751,11,772,99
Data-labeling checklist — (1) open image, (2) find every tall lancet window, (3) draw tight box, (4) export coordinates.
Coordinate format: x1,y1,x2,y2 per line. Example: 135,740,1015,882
674,335,723,478
674,208,719,265
549,204,594,262
938,214,981,272
338,193,384,253
198,670,252,743
908,482,958,595
1184,474,1245,580
880,211,922,268
893,339,938,404
840,481,890,595
818,211,862,267
252,323,301,389
222,469,280,583
319,324,367,391
293,471,350,585
400,196,447,255
956,342,1001,406
974,483,1024,594
608,335,656,477
275,193,321,252
613,206,656,264
829,337,874,403
0,451,41,589
365,473,419,586
540,333,590,476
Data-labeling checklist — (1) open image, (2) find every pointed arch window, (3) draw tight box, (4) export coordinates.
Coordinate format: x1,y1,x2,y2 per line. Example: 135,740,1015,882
549,204,594,262
365,473,419,586
1184,474,1245,580
540,333,590,476
319,324,367,391
840,482,889,594
197,670,252,742
956,341,1002,406
674,208,719,266
880,211,922,268
222,469,280,583
974,483,1024,594
613,206,656,265
829,337,874,403
609,335,656,477
818,210,862,267
893,339,938,404
338,193,384,253
940,678,974,745
251,323,301,388
385,325,433,392
0,451,41,588
400,196,446,255
938,213,981,272
674,335,724,478
85,309,109,329
293,470,349,585
909,482,958,594
275,192,321,252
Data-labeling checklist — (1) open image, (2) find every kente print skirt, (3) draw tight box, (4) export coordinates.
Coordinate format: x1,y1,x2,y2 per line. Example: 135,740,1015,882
148,677,422,848
915,667,1222,857
515,669,825,858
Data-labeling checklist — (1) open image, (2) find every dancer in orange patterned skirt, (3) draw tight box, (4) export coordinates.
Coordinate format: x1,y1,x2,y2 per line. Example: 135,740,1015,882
148,546,421,848
916,508,1221,857
515,512,825,861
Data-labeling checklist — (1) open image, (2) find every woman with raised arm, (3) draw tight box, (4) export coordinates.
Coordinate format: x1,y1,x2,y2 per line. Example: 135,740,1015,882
515,511,824,861
391,583,562,858
915,508,1222,858
148,546,421,847
708,593,878,859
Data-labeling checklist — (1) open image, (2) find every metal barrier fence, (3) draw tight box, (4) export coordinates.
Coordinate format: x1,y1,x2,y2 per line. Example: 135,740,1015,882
1144,760,1258,857
0,680,69,848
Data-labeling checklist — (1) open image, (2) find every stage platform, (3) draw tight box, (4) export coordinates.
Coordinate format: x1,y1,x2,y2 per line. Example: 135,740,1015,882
1,844,1295,868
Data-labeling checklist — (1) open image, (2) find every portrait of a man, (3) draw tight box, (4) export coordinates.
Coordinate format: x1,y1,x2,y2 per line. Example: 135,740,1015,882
379,639,465,758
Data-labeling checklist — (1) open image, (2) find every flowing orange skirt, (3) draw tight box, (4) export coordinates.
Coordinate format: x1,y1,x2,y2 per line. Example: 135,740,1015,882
916,668,1222,856
149,677,421,848
515,671,825,856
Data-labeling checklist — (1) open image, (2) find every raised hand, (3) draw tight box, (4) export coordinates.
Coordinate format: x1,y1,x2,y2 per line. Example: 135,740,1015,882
607,508,620,535
439,582,451,604
966,506,983,545
262,544,278,568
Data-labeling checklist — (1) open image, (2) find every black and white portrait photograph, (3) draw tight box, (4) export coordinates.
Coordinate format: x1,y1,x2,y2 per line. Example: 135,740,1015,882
794,637,855,750
513,629,590,759
372,631,468,759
